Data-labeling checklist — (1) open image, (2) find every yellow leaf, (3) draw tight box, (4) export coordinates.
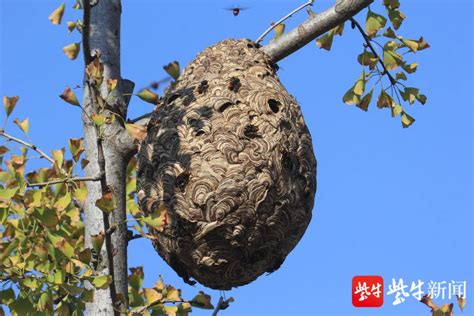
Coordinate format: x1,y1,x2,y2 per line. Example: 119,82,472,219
72,0,82,10
63,43,81,60
66,21,77,33
86,55,104,85
273,23,285,38
59,87,80,106
107,79,118,92
402,62,418,74
52,149,65,168
48,3,65,25
143,288,163,306
456,295,466,312
353,71,365,96
366,10,387,37
3,96,19,117
74,185,88,202
417,37,430,51
125,123,147,141
137,88,159,104
383,47,403,70
91,113,106,126
401,111,415,128
402,39,419,53
391,103,403,117
13,118,29,134
95,190,117,213
190,291,214,309
165,285,181,302
164,61,180,80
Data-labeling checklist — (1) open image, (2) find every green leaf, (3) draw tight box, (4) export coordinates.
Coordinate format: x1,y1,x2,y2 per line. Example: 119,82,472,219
383,0,400,9
190,292,214,309
342,87,360,105
46,269,65,284
388,8,406,29
3,96,19,117
91,232,105,253
357,51,378,67
383,26,397,38
377,89,393,109
400,87,426,104
91,275,112,289
48,3,65,25
365,10,387,37
128,267,144,291
395,72,407,81
164,61,180,80
316,31,334,51
37,292,53,312
0,288,15,305
357,88,374,112
383,42,403,70
141,204,169,230
36,207,59,228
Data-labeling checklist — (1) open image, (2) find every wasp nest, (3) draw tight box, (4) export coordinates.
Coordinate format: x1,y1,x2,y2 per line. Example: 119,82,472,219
137,39,316,290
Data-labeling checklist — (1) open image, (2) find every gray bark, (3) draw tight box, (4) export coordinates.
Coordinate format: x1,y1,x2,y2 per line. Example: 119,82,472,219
261,0,373,62
82,0,135,314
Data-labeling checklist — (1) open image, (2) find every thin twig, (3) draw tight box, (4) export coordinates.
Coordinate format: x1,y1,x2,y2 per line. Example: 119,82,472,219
129,112,152,124
212,296,234,316
0,128,55,164
256,0,314,44
350,18,397,85
27,173,104,187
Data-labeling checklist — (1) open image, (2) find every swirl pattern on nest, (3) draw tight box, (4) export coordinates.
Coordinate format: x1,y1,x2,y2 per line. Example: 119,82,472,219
137,39,317,290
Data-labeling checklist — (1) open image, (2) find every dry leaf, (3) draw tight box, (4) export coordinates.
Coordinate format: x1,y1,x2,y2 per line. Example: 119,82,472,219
63,43,81,60
48,3,65,25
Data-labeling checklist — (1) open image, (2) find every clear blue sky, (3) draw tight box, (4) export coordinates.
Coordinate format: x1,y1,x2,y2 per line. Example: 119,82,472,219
1,1,472,315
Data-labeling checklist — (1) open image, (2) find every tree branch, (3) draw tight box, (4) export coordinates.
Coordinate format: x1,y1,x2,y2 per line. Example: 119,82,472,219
0,128,55,164
27,173,104,188
349,17,397,85
260,0,373,62
256,0,314,44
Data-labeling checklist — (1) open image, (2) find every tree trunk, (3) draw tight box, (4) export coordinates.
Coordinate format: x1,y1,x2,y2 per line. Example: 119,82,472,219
82,0,135,314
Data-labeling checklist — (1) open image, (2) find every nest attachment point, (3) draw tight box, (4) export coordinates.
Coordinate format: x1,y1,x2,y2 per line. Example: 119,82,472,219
137,39,317,290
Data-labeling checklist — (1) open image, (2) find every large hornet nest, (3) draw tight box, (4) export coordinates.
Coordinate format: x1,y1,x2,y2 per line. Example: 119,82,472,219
137,39,316,290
